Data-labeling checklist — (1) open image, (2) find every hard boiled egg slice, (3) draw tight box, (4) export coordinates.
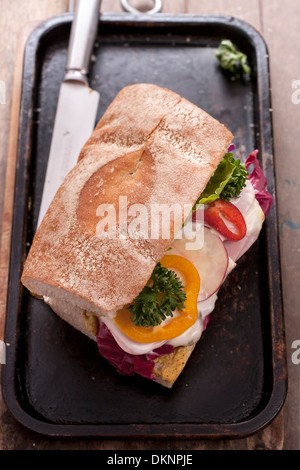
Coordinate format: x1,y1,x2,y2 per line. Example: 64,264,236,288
167,223,229,302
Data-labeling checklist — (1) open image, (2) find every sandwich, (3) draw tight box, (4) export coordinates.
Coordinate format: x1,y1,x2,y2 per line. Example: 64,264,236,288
21,84,272,388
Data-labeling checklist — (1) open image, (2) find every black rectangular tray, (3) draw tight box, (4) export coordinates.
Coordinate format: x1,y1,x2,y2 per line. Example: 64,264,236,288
2,12,287,439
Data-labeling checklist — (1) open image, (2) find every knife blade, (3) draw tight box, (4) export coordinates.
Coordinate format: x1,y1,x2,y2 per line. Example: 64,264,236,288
37,0,101,228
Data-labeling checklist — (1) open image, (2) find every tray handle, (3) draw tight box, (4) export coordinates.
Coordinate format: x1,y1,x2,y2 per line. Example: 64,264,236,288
120,0,162,14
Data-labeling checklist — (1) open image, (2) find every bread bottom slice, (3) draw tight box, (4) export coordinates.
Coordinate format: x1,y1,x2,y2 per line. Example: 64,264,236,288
42,295,195,388
152,344,195,388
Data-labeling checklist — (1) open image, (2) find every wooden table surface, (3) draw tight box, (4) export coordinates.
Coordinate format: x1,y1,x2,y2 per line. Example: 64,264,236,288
0,0,299,451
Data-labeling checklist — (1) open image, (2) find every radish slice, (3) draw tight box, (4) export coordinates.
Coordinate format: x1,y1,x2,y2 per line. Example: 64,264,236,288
169,225,229,301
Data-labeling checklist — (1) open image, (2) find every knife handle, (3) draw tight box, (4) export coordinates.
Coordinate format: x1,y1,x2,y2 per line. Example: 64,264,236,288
65,0,101,84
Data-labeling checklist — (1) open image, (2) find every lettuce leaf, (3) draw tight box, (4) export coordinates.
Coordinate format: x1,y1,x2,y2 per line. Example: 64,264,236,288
192,150,249,213
220,155,249,202
196,152,235,206
215,39,251,77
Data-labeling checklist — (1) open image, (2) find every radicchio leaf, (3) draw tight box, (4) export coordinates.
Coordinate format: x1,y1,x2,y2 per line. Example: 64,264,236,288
245,150,273,216
96,322,174,380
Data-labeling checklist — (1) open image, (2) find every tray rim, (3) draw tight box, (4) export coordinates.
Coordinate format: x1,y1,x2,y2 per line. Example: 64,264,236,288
1,12,287,439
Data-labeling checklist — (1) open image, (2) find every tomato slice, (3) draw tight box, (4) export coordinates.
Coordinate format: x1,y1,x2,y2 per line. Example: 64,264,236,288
204,199,247,241
114,255,200,343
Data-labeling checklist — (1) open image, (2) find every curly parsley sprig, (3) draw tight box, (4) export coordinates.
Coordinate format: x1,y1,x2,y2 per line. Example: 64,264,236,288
129,263,187,328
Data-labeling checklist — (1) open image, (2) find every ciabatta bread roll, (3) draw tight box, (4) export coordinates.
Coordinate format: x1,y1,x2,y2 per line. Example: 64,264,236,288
21,83,234,387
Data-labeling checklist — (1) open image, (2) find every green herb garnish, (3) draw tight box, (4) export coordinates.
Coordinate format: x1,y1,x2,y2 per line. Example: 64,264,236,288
196,152,236,206
215,39,251,77
129,263,187,328
192,152,248,211
219,154,248,201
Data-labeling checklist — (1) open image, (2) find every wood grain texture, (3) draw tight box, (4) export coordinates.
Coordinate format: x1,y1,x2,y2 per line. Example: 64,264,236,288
260,0,300,451
0,0,296,450
187,0,262,29
0,0,69,451
0,0,69,239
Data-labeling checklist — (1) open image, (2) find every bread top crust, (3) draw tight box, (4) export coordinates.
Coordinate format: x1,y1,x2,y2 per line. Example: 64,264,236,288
21,83,233,314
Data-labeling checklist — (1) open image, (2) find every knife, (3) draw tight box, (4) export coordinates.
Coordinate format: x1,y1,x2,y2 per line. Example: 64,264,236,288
37,0,101,228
